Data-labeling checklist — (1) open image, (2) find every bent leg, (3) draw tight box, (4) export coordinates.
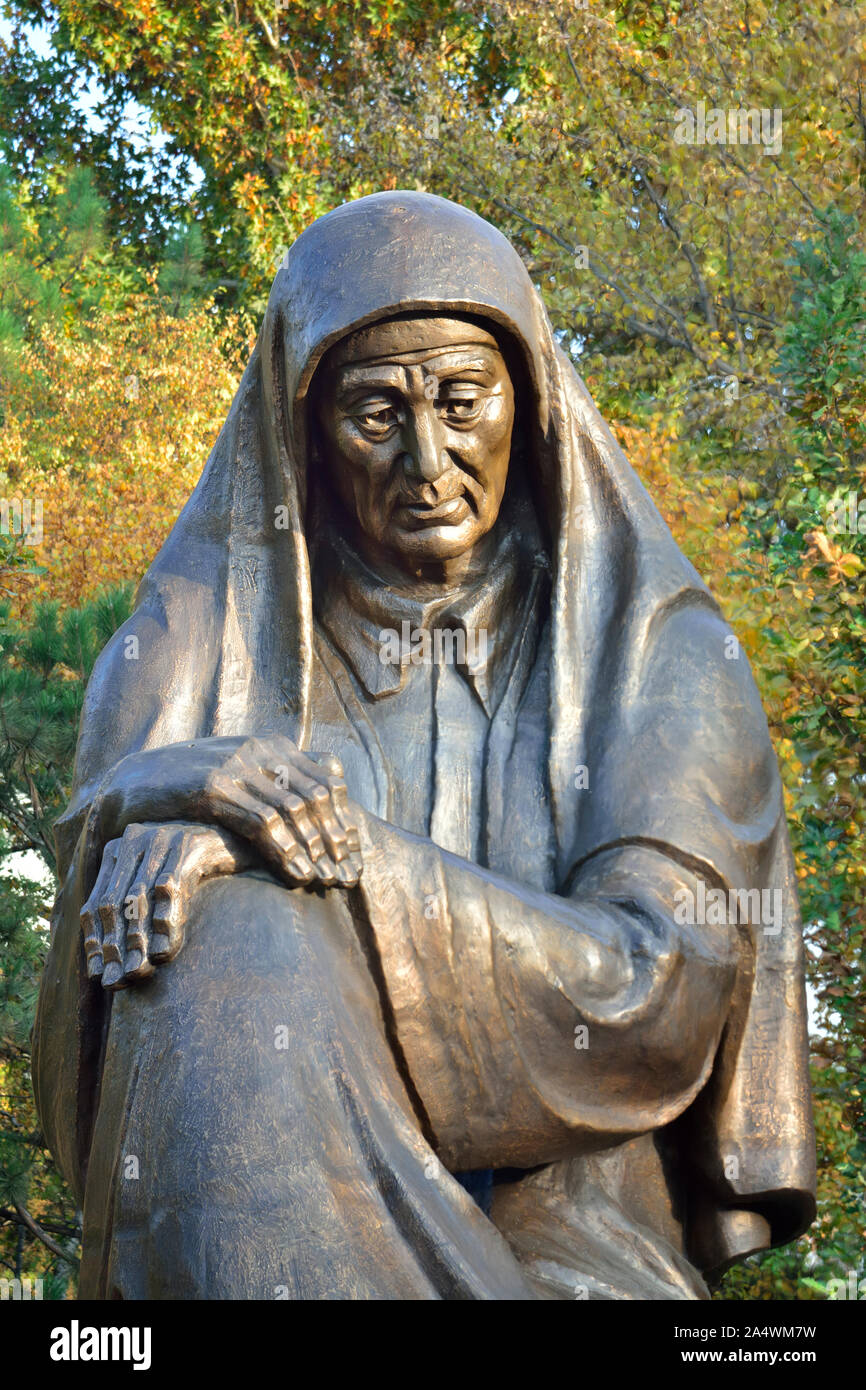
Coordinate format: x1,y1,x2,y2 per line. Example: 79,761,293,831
80,872,530,1300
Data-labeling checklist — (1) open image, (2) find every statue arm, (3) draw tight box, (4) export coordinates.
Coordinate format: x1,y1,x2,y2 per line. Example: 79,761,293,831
81,735,361,888
356,815,739,1172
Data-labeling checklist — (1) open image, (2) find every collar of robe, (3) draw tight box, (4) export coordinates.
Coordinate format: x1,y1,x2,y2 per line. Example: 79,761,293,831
312,516,548,714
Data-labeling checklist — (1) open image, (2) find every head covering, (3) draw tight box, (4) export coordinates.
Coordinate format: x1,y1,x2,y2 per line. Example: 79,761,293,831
38,191,815,1274
324,312,501,368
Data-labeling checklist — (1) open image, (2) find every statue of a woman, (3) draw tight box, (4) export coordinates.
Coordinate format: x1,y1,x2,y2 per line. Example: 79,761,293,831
33,192,815,1300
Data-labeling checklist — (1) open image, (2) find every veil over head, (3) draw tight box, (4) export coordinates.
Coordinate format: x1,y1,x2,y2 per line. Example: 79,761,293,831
41,192,815,1277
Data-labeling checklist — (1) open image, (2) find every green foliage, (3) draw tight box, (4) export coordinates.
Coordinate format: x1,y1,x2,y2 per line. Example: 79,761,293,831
0,529,44,598
0,586,133,1290
0,863,80,1297
2,0,486,312
0,158,139,408
715,209,866,1297
0,587,134,870
158,221,210,317
0,19,197,257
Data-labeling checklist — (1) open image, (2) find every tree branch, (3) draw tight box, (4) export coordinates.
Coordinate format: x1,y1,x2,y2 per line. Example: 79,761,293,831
7,1202,80,1271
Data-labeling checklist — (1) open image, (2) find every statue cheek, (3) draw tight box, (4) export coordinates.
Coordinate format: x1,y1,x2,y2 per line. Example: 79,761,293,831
479,396,514,447
463,411,513,482
334,419,370,461
351,471,392,535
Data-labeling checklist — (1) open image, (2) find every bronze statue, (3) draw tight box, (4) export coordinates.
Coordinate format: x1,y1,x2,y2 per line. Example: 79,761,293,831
33,191,816,1299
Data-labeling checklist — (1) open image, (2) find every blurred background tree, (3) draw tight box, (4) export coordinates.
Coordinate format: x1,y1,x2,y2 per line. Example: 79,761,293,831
0,587,133,1297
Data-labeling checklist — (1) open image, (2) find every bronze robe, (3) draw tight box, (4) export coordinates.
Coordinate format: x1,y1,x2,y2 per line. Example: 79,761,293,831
33,191,815,1299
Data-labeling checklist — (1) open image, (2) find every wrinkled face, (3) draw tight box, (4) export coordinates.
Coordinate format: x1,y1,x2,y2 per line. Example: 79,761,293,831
312,315,515,577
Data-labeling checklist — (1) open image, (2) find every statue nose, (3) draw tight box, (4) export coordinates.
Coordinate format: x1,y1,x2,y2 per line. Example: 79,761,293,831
402,405,448,482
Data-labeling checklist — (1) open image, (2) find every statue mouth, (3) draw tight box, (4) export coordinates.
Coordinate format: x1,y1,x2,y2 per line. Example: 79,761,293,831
398,495,471,527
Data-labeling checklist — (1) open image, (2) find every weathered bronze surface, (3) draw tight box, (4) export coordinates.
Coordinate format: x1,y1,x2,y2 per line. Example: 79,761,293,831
33,191,816,1300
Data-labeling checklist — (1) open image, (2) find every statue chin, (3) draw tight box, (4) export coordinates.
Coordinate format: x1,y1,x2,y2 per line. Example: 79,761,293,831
388,521,485,561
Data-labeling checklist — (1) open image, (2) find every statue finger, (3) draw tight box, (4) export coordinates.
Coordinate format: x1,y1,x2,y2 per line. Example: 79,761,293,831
117,828,182,984
149,822,242,961
281,761,362,876
305,751,344,780
253,748,359,865
328,786,361,857
292,748,346,785
273,788,344,887
80,839,121,979
149,835,191,963
304,784,360,886
235,771,339,881
205,780,316,884
303,773,358,855
267,767,352,867
98,838,147,990
256,752,360,862
302,757,361,856
117,877,155,985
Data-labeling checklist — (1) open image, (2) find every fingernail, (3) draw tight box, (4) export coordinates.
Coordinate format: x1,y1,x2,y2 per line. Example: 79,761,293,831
290,856,313,879
87,955,104,978
124,950,143,975
150,933,170,958
102,962,123,987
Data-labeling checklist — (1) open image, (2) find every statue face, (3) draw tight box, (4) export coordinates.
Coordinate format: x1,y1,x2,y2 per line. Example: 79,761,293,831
313,315,515,578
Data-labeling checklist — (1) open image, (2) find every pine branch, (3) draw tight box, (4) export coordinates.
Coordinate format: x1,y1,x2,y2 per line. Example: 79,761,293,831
7,1202,80,1271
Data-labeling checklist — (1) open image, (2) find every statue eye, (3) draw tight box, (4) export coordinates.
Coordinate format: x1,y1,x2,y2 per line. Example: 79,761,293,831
439,393,483,424
353,406,399,436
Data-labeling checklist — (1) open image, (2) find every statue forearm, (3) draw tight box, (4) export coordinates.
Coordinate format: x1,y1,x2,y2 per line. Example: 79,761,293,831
356,817,740,1171
84,735,362,888
90,743,208,839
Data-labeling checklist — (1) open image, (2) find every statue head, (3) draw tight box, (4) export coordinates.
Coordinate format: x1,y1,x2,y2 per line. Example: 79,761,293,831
311,313,515,582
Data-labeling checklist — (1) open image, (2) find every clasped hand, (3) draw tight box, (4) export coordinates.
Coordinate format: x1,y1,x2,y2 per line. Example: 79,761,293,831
81,735,361,991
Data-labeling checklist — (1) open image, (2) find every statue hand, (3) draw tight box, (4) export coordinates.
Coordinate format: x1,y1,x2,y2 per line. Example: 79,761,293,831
94,735,363,889
196,737,363,888
81,820,254,991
